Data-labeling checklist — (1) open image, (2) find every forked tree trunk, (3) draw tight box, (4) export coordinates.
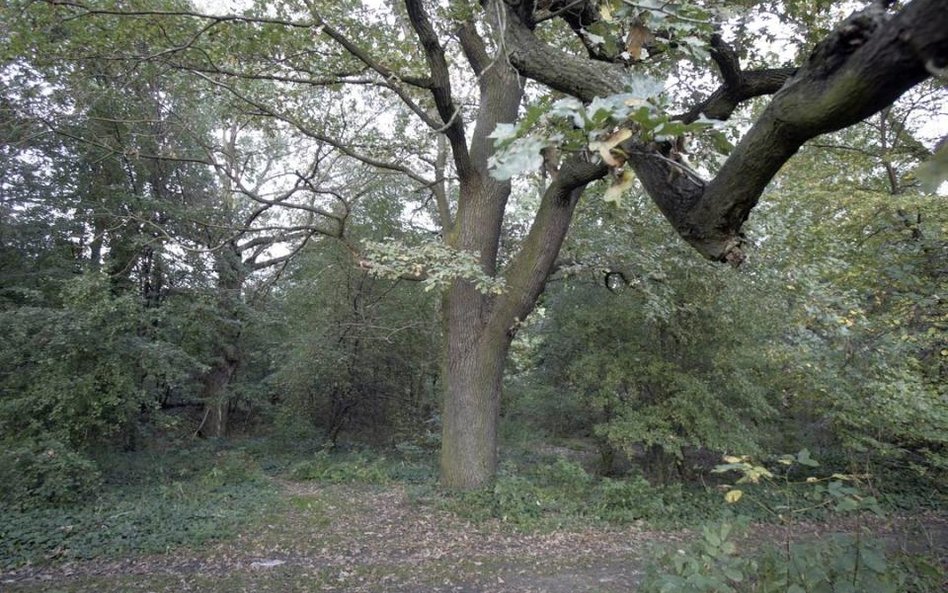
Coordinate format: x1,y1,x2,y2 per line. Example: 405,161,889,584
200,356,238,438
436,169,595,489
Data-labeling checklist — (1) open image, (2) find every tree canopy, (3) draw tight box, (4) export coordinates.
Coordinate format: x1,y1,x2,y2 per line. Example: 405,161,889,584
1,0,945,489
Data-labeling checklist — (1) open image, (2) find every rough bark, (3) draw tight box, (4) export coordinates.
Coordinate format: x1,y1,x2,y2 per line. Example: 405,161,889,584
199,241,244,438
435,0,621,488
440,302,509,489
199,356,238,438
439,159,605,488
431,0,523,488
504,0,948,262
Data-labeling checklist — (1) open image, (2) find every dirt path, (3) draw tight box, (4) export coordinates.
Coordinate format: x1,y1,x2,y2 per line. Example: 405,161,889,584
3,481,945,593
2,481,678,592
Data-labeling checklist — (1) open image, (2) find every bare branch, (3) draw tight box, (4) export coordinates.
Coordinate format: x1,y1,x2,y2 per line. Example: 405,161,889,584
249,231,318,271
188,70,435,187
676,35,797,124
300,0,433,89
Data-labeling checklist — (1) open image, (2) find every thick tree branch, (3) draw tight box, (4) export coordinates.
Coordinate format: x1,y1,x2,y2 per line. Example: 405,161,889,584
502,6,627,101
503,5,792,115
404,0,474,180
489,157,607,334
649,0,948,262
457,20,491,77
504,0,946,263
467,3,525,175
676,35,797,123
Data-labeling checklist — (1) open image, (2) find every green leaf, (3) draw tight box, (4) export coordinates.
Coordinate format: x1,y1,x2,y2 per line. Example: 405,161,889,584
835,497,859,512
860,546,888,573
709,130,734,155
488,136,548,180
796,448,820,467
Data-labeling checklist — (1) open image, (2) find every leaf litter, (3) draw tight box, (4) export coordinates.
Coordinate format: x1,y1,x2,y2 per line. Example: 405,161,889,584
3,479,945,593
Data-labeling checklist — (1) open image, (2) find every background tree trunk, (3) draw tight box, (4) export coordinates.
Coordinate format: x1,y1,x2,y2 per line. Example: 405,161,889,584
200,356,238,438
199,242,245,438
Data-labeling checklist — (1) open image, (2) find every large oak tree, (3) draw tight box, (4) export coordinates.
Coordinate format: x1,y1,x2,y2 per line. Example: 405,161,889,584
31,0,948,488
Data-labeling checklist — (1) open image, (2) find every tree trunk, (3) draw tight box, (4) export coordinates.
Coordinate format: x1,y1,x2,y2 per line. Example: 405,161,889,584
440,305,512,489
438,165,599,489
200,356,238,438
199,241,245,438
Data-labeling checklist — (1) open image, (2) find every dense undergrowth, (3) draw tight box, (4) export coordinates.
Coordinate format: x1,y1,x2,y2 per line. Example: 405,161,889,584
0,442,278,571
2,432,945,593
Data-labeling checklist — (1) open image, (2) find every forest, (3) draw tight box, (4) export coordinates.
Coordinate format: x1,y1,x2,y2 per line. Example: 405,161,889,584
1,0,946,591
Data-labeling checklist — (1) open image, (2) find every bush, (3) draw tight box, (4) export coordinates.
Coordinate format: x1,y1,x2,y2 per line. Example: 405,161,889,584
443,458,687,528
592,475,665,522
0,274,204,453
641,522,945,593
288,449,390,484
0,439,102,507
641,451,946,592
199,448,266,490
0,444,276,570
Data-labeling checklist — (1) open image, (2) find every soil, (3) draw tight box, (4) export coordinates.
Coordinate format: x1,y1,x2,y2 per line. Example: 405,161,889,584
3,480,945,593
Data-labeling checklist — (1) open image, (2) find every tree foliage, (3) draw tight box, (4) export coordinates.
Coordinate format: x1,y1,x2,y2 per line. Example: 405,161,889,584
1,0,945,491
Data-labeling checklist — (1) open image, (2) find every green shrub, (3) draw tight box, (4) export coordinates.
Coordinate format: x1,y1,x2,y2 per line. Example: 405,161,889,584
271,406,323,445
0,275,204,453
288,449,390,484
442,461,561,527
199,449,266,490
642,451,946,592
0,444,276,570
592,475,665,522
0,439,102,507
443,458,687,528
385,446,438,483
641,523,945,593
536,457,592,493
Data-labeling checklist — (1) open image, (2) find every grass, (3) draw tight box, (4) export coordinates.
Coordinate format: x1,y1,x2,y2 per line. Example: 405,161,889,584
4,435,944,591
4,556,601,593
0,442,278,571
0,437,438,576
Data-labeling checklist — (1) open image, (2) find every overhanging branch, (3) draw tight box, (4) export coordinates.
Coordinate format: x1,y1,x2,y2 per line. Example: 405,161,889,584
654,0,948,262
502,0,947,264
